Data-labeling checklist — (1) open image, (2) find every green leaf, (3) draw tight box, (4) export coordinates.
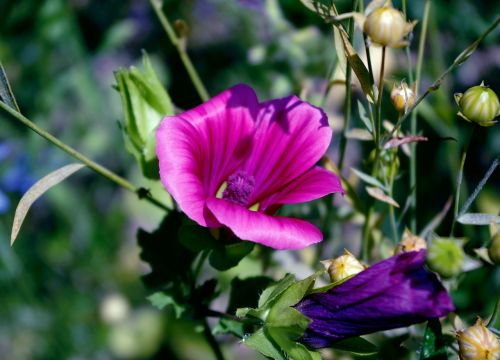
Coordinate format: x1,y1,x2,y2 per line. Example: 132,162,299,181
147,291,186,318
0,62,20,112
209,241,254,271
178,223,217,252
351,168,388,192
419,319,448,360
331,337,379,357
227,277,274,313
357,100,373,133
212,318,246,338
457,213,500,226
243,328,287,360
267,327,322,360
137,211,196,288
11,163,86,245
258,274,296,308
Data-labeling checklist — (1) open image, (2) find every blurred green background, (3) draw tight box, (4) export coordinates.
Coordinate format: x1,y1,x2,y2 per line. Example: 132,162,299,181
0,0,499,359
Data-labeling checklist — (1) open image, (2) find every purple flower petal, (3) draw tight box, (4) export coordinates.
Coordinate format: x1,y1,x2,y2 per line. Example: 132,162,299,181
206,197,322,249
295,251,455,348
244,96,332,206
156,84,258,226
261,167,344,209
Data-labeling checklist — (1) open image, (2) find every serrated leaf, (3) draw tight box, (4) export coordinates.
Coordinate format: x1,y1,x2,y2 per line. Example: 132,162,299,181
457,213,500,226
366,186,399,208
331,337,379,356
11,163,85,245
147,291,186,318
351,168,387,192
0,62,20,112
258,274,296,309
384,135,428,149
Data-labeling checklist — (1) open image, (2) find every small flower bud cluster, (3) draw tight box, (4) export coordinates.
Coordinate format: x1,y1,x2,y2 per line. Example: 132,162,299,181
456,318,500,360
322,250,365,283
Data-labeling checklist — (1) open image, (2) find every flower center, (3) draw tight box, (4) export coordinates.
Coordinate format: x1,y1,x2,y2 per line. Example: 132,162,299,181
222,170,255,207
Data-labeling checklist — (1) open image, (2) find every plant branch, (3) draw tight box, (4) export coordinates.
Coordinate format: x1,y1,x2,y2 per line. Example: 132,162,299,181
149,0,209,102
0,100,170,212
202,319,226,360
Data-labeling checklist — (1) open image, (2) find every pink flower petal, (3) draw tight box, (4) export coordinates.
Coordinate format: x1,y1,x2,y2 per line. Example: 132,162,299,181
156,84,259,226
206,198,322,250
243,96,332,205
262,167,344,209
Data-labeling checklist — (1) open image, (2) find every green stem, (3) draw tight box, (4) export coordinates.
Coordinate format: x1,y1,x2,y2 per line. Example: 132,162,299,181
0,100,170,211
450,125,475,237
149,0,209,102
375,46,386,150
338,1,356,171
386,15,500,141
409,0,431,233
202,319,225,360
487,295,500,327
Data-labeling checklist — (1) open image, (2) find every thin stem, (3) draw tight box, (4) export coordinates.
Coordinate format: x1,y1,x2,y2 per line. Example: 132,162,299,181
202,319,225,360
375,46,386,149
450,125,475,237
338,1,356,171
409,0,431,233
361,206,374,261
149,0,209,102
0,100,170,211
385,16,500,141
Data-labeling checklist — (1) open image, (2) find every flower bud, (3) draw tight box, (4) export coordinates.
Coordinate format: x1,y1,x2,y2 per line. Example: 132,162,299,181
456,318,500,360
363,5,416,47
455,82,499,127
426,238,464,278
321,250,365,283
394,228,426,255
488,233,500,265
391,82,416,113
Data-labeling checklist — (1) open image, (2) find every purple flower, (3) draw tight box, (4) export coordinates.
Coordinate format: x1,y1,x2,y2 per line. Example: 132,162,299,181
156,84,343,250
295,250,455,348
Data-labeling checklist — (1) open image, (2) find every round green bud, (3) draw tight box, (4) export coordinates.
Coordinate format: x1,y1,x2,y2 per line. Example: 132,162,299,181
488,233,500,265
426,238,464,278
457,83,499,126
364,7,408,47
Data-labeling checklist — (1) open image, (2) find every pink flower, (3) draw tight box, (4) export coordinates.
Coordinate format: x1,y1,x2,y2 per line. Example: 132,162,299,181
156,84,343,250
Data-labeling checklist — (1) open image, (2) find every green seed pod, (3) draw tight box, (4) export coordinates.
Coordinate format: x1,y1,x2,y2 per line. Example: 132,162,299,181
426,238,464,278
488,233,500,265
456,318,500,360
455,82,499,127
363,5,416,47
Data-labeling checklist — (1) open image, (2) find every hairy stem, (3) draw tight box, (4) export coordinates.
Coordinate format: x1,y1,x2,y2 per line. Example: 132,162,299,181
0,100,170,211
149,0,209,102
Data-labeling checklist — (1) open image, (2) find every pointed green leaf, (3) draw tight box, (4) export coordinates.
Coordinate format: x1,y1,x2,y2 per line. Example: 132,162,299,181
243,328,287,360
419,319,448,360
331,337,379,357
0,62,20,112
11,163,85,245
267,327,322,360
351,168,388,191
209,241,254,271
258,274,296,308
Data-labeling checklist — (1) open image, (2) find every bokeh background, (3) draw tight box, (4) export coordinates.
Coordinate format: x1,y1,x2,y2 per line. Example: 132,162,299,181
0,0,499,359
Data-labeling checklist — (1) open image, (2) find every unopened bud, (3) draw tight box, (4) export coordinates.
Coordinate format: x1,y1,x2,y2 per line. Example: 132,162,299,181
321,250,365,283
456,318,500,360
363,5,416,48
391,82,416,113
394,228,426,255
455,82,499,127
426,238,464,278
488,233,500,265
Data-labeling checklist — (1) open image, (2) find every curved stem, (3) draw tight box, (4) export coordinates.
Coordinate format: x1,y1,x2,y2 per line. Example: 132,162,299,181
203,319,225,360
149,0,209,102
0,100,170,211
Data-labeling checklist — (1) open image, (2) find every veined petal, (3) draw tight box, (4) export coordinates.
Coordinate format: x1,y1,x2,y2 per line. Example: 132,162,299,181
156,84,258,226
206,198,322,250
243,96,332,204
262,167,344,209
296,251,454,348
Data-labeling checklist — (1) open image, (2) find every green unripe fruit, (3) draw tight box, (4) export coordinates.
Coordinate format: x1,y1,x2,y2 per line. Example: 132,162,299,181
426,238,464,278
364,7,407,47
456,83,499,126
488,233,500,265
